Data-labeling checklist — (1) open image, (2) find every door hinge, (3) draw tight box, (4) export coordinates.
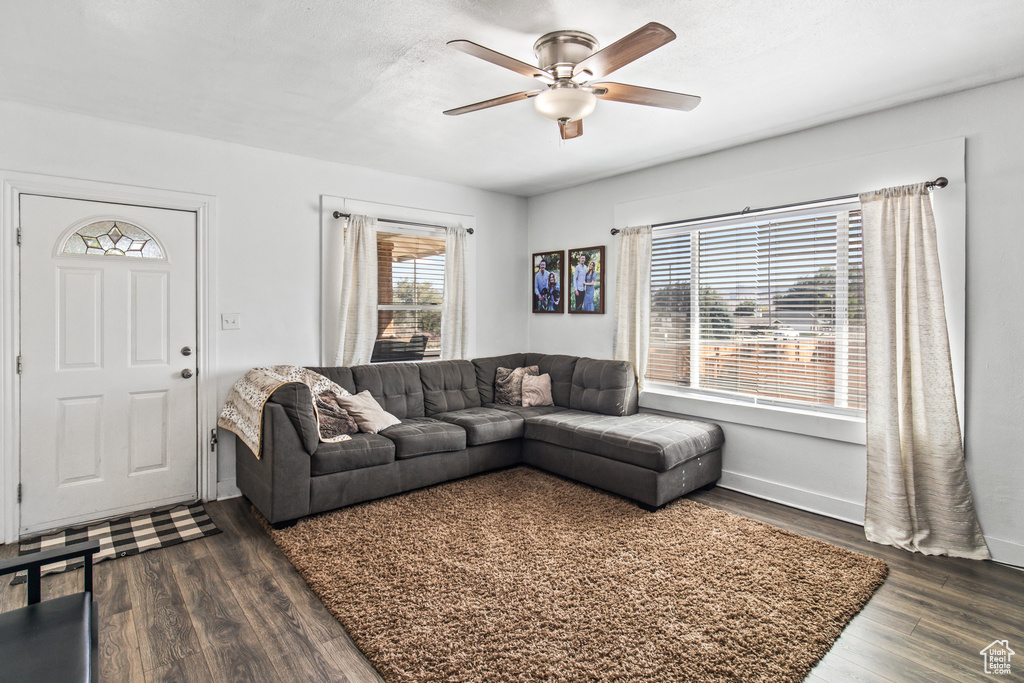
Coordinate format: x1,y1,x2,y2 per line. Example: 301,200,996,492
16,355,22,374
17,483,21,504
210,428,218,452
16,228,21,246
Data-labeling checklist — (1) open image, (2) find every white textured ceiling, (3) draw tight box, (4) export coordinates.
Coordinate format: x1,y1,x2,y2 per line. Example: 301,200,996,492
2,1,1023,196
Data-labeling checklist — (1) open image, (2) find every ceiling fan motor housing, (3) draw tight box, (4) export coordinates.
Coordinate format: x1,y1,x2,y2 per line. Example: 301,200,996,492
533,30,598,77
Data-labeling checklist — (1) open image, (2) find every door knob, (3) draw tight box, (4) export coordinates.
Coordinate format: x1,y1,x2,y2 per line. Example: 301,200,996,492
181,346,192,356
181,369,194,379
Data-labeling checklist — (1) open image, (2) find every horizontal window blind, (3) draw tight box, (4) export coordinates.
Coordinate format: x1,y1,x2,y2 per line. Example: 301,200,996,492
377,231,445,358
647,207,865,411
648,233,692,385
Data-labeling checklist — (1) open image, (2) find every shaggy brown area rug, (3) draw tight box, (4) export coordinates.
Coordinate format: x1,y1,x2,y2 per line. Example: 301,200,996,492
260,467,887,682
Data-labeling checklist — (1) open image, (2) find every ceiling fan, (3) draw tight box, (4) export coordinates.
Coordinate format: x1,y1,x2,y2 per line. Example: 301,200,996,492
443,22,701,140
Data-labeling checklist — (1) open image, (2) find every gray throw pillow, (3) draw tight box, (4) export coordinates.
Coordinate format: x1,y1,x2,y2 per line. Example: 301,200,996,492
494,365,540,406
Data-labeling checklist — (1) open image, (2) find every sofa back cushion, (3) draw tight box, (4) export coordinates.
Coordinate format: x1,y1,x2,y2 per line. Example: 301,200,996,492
305,366,357,395
524,353,579,407
472,354,527,404
351,363,424,419
568,358,639,416
420,360,482,415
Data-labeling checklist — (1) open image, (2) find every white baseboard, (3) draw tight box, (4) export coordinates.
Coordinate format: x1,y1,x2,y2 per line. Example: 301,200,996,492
985,536,1024,569
719,470,1023,569
719,470,866,526
216,478,241,501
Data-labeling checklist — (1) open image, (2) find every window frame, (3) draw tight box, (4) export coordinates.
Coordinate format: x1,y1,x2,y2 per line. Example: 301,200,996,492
374,224,446,362
320,196,477,367
645,198,865,417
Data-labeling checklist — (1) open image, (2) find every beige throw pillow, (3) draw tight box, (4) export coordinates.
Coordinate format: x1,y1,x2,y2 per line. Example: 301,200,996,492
335,390,401,434
521,373,553,407
494,365,539,406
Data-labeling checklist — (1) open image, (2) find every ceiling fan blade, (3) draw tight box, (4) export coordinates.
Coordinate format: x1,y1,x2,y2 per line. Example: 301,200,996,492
443,90,543,116
448,40,554,83
572,23,675,81
559,118,583,140
591,82,701,111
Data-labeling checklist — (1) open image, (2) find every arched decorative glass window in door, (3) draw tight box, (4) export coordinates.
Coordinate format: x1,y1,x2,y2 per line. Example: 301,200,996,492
60,220,165,259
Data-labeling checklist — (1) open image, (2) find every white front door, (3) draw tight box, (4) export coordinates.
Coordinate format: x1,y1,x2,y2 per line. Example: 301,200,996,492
19,194,198,534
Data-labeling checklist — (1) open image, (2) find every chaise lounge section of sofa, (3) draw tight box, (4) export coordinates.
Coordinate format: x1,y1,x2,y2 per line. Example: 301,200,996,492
235,354,723,526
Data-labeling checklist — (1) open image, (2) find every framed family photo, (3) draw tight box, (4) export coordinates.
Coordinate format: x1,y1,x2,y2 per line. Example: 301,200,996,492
568,246,605,314
532,250,564,313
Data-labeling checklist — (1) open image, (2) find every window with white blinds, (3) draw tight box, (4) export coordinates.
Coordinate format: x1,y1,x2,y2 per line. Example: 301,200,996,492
647,202,865,412
376,230,445,361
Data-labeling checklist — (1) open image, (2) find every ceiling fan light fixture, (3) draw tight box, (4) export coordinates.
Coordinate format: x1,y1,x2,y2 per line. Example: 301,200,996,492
533,86,597,122
445,23,697,139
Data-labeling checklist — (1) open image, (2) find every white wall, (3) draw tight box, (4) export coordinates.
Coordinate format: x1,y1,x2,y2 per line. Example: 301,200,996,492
0,100,529,510
527,77,1024,566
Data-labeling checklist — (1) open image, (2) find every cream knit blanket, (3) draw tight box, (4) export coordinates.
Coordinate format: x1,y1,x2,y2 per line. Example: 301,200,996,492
218,365,352,458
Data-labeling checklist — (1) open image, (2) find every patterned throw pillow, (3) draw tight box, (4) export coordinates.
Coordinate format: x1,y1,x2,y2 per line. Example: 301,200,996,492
315,395,360,437
521,373,554,407
494,365,540,406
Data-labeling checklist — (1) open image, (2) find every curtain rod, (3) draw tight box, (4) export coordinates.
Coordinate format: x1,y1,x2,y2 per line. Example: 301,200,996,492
333,211,474,234
609,176,948,235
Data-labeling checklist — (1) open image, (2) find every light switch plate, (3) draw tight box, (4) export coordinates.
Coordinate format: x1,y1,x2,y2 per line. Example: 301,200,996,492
221,313,241,330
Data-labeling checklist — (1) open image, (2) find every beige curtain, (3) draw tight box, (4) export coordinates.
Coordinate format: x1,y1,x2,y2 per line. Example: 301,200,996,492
333,214,378,366
860,184,989,559
612,225,653,390
441,226,468,359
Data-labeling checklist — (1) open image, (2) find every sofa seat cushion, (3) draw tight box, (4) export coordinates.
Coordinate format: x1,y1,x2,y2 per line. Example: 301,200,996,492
379,417,467,459
310,433,396,476
523,410,724,472
435,407,526,446
484,403,569,419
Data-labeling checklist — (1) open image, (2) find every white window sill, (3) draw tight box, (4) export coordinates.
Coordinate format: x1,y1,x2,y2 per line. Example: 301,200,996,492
639,385,866,445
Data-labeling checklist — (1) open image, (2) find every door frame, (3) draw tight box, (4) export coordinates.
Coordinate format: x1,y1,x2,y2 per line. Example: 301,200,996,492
0,170,218,544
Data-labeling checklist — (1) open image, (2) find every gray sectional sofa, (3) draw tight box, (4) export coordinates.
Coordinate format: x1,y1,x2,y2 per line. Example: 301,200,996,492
235,353,724,526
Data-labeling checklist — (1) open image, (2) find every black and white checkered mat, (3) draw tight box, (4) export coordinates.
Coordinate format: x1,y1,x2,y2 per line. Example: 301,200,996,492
12,503,221,584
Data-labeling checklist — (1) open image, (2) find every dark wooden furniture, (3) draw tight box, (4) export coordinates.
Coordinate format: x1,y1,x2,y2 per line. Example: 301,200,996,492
0,539,101,682
370,335,428,362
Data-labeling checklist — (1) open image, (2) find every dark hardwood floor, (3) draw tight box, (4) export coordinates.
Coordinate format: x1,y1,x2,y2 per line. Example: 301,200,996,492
1,481,1021,682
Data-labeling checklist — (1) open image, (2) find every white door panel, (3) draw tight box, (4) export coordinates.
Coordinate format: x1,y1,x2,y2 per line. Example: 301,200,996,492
19,194,198,533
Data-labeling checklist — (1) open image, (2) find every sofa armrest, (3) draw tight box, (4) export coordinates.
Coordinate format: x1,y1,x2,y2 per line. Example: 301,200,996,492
235,403,311,524
268,383,320,454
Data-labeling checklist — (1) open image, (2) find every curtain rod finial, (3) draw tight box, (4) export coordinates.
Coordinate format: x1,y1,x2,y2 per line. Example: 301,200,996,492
610,228,620,235
333,211,345,219
932,177,948,189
